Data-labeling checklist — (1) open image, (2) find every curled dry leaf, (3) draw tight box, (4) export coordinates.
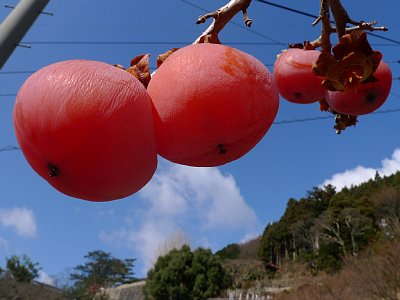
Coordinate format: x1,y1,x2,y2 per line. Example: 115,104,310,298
334,113,358,134
313,30,382,92
156,48,180,68
319,100,358,134
288,41,317,51
125,54,151,88
319,99,330,112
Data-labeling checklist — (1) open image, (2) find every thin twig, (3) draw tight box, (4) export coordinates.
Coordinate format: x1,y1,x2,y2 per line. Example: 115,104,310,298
194,0,253,44
314,0,332,52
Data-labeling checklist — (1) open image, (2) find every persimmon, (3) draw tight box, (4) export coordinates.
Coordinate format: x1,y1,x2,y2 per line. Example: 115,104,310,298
273,48,326,104
13,60,157,201
325,60,392,116
147,43,279,167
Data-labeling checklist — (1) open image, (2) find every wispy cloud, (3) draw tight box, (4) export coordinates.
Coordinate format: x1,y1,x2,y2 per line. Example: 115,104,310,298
0,207,37,238
38,270,55,286
0,237,9,251
321,148,400,191
100,162,260,274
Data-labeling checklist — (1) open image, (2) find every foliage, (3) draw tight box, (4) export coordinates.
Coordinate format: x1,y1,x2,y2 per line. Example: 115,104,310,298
145,245,232,300
5,254,40,282
65,250,137,300
258,172,400,273
215,243,241,260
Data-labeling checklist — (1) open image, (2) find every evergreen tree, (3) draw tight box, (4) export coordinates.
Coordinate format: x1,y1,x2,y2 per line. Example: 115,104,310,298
67,250,136,299
145,245,232,300
5,255,40,282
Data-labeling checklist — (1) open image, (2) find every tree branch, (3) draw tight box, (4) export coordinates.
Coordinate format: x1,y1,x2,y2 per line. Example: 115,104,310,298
194,0,253,44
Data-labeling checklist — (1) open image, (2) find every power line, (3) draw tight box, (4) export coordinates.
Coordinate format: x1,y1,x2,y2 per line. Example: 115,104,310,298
0,62,276,75
0,146,19,152
254,0,400,45
0,70,35,74
1,105,400,154
274,107,400,125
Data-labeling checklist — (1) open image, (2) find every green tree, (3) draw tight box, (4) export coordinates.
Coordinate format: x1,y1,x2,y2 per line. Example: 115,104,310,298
145,245,232,300
5,254,40,282
215,243,240,260
67,250,136,299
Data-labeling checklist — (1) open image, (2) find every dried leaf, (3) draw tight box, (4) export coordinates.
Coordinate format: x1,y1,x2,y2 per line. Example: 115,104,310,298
319,99,330,112
156,48,180,68
126,54,151,88
312,30,382,92
313,52,336,77
334,114,358,134
333,30,373,60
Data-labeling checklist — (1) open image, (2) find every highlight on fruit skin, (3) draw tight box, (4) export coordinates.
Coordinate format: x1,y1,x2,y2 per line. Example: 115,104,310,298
325,60,392,116
273,48,326,104
13,60,158,201
147,43,279,167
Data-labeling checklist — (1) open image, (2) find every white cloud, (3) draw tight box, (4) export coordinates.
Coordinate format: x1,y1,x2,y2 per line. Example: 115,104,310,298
100,162,260,274
0,237,9,250
38,270,55,286
322,148,400,191
0,207,37,238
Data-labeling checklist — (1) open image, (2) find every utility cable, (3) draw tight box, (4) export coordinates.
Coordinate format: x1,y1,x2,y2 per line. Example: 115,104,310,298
254,0,400,45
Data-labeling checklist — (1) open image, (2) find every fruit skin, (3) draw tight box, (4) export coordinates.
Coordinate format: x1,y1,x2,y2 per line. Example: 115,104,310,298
326,61,392,116
273,48,326,104
147,43,279,167
13,60,157,201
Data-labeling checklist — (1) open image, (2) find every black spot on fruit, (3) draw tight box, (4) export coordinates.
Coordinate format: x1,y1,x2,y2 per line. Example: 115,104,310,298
365,91,378,103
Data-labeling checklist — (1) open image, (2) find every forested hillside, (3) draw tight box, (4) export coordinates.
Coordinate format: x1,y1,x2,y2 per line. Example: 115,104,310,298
214,172,400,298
258,171,400,273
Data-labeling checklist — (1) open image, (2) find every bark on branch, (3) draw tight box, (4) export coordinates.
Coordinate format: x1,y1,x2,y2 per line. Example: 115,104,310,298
313,0,388,52
194,0,253,44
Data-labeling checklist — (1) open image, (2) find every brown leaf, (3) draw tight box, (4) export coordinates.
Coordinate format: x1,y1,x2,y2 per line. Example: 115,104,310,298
319,99,330,112
334,114,358,134
126,54,151,88
333,30,373,60
312,30,382,92
313,52,336,77
156,48,180,68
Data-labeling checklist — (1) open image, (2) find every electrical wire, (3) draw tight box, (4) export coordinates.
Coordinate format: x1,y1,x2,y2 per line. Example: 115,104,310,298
1,105,400,153
0,146,19,152
254,0,400,45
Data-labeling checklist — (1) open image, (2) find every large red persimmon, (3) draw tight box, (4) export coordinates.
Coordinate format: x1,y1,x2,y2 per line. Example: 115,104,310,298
273,48,326,104
147,43,279,167
325,60,392,116
14,60,157,201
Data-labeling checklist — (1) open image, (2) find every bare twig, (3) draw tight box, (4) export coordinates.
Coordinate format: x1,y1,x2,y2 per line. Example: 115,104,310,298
330,0,388,39
311,0,332,52
194,0,253,44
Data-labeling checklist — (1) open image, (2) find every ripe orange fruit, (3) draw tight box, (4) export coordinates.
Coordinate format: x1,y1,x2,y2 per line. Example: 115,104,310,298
148,43,279,167
325,60,392,115
14,60,157,201
273,48,326,104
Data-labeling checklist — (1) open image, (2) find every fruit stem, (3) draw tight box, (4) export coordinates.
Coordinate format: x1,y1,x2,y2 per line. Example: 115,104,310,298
313,0,387,52
194,0,253,44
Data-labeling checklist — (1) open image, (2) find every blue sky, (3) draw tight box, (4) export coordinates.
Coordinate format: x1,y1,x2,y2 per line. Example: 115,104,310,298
0,0,399,284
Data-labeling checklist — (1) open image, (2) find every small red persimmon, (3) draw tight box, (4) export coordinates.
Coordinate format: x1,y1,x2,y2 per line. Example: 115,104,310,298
325,61,392,116
147,43,279,167
14,60,157,201
273,48,326,104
